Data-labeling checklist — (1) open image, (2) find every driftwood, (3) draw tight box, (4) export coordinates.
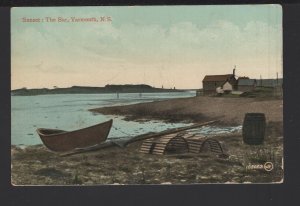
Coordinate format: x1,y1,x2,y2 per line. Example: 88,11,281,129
60,120,218,157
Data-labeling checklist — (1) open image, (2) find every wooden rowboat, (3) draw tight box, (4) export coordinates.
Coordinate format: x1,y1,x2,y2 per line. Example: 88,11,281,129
36,119,113,152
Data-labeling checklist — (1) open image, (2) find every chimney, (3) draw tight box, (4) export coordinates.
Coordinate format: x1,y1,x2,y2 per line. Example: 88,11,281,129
233,65,236,76
233,69,235,76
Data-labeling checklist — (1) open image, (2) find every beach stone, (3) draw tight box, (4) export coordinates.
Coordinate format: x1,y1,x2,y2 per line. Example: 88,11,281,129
161,182,172,185
164,160,174,164
232,177,241,182
225,181,238,184
136,171,143,175
196,175,209,180
100,175,109,179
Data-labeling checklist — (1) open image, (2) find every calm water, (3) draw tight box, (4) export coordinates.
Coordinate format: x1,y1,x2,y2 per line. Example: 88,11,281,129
11,91,241,146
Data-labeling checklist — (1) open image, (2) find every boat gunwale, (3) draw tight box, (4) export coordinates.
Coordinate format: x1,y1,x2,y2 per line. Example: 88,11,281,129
36,119,113,137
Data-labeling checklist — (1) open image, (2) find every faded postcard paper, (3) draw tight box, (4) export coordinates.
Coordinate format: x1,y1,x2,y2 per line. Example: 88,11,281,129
11,5,283,185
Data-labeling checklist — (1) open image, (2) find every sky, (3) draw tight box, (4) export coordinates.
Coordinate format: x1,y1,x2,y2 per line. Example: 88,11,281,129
11,5,282,90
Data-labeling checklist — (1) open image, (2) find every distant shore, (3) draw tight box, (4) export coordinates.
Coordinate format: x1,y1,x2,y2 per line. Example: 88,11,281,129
90,96,283,125
11,84,188,96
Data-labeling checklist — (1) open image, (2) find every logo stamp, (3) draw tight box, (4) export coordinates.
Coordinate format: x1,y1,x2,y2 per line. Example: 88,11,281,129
246,162,274,172
263,162,274,172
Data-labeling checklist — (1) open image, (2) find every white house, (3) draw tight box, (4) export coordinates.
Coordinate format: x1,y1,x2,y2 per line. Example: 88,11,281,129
222,81,233,92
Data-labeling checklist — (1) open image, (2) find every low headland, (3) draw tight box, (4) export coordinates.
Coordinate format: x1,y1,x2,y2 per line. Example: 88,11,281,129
11,84,184,96
11,95,283,185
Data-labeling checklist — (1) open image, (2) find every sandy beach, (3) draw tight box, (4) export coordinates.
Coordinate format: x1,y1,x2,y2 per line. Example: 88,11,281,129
90,96,283,125
11,96,283,185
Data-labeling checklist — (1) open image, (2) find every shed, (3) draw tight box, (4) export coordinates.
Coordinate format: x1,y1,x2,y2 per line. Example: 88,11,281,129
238,79,257,92
258,78,283,88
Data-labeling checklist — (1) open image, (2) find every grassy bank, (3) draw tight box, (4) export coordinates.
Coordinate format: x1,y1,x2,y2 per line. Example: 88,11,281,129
11,122,283,185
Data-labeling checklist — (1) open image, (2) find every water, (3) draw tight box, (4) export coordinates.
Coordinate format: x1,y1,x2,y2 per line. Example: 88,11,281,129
11,91,242,146
188,125,242,135
11,92,194,146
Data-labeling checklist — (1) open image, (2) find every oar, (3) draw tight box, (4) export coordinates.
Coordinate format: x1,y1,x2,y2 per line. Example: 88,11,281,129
124,120,218,146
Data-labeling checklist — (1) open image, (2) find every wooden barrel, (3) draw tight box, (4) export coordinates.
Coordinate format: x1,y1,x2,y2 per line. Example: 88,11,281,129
242,113,266,145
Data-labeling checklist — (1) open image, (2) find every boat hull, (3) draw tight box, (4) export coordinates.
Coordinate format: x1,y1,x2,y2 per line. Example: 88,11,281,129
36,119,113,152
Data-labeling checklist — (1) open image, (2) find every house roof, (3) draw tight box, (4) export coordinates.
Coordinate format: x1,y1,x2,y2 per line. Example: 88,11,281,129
238,79,257,86
223,81,233,86
202,74,234,82
237,76,250,80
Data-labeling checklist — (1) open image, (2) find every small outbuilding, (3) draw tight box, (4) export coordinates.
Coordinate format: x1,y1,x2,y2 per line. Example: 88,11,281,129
238,78,257,92
258,78,283,88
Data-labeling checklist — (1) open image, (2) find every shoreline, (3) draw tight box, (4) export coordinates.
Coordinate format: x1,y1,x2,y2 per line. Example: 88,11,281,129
90,96,283,125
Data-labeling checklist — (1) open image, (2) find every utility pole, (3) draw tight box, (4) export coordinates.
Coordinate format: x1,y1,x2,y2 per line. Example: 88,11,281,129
260,75,262,87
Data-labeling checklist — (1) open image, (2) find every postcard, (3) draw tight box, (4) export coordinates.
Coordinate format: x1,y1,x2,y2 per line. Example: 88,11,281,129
11,5,283,185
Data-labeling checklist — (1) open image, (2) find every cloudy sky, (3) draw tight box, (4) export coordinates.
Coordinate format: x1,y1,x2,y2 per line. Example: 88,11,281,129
11,5,282,89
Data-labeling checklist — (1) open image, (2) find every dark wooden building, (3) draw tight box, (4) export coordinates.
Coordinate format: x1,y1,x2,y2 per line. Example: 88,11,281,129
202,74,237,95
